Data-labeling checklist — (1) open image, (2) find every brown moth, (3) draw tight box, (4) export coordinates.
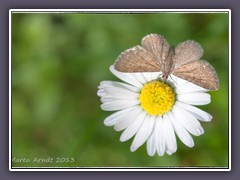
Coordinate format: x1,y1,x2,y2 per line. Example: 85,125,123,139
114,34,219,90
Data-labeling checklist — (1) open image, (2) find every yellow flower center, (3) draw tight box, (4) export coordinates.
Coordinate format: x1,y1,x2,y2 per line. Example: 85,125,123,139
139,81,175,116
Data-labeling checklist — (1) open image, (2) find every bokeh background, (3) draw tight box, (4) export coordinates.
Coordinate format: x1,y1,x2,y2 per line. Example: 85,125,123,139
11,12,229,168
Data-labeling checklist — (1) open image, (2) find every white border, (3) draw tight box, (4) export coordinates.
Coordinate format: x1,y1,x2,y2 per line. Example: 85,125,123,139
9,9,231,172
228,9,232,171
10,9,230,12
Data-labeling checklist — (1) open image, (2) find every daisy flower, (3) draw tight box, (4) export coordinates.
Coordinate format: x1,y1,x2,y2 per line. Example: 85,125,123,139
97,66,212,156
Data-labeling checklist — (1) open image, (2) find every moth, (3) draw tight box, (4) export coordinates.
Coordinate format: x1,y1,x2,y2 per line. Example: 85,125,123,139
114,34,219,90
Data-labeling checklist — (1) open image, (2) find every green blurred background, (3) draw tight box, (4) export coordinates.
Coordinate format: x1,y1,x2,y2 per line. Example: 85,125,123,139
11,12,229,168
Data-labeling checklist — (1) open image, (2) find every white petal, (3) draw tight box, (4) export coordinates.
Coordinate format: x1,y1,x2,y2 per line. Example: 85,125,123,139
177,92,211,105
172,106,204,136
101,99,139,111
175,83,208,94
170,75,208,94
151,72,161,81
110,66,143,88
100,95,138,103
130,115,155,152
170,75,208,93
97,89,106,97
156,116,166,156
175,101,212,122
99,81,140,92
142,72,156,82
146,116,158,156
139,72,161,82
114,106,142,131
162,114,177,155
100,88,139,102
132,73,148,84
102,86,139,97
103,107,135,126
168,74,188,86
169,111,194,148
101,96,130,103
146,133,156,156
99,82,140,100
120,110,146,142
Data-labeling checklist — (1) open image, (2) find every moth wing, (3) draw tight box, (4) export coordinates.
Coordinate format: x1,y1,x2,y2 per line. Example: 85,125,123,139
172,60,219,90
114,45,161,72
141,34,171,69
172,40,203,70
